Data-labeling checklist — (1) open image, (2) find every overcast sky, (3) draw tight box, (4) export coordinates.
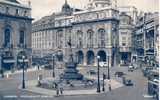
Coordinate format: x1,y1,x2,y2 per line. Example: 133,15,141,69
19,0,159,21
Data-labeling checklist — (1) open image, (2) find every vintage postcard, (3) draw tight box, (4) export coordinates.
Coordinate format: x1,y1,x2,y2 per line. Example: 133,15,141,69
0,0,159,100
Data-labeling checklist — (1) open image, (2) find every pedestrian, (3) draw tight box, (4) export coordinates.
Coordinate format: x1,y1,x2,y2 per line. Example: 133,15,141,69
37,65,40,70
1,69,4,78
109,84,111,91
59,84,63,95
56,88,59,96
55,83,59,96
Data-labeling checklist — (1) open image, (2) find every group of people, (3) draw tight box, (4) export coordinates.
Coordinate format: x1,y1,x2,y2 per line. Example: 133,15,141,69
55,83,64,96
0,69,4,78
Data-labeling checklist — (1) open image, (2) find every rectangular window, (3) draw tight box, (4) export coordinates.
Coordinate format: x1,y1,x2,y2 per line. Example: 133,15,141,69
20,31,25,45
16,9,19,15
122,37,126,40
121,32,127,35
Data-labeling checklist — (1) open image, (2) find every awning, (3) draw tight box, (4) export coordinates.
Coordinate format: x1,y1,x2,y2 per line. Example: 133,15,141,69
3,59,15,63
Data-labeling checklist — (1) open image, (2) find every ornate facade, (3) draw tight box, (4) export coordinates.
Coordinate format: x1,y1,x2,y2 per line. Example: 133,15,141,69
0,0,32,70
32,0,135,67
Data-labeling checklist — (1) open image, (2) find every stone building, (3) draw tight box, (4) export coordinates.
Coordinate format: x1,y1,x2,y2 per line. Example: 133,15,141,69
118,12,134,66
0,0,32,70
32,0,120,67
135,12,159,67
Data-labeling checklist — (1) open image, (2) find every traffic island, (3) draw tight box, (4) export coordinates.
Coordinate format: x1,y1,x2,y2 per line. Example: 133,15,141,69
21,78,123,96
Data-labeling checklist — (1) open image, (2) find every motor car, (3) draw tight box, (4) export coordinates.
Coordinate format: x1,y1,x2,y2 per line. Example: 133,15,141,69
142,67,153,77
115,71,126,77
41,64,52,70
87,70,97,75
128,65,134,72
153,79,159,83
125,79,133,86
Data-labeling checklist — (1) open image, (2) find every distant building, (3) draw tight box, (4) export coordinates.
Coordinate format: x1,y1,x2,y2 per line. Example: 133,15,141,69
134,12,159,67
118,12,134,66
0,0,32,70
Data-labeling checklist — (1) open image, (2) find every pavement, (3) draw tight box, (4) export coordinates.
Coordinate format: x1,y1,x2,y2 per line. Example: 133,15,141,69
0,66,155,100
3,67,41,78
22,78,123,96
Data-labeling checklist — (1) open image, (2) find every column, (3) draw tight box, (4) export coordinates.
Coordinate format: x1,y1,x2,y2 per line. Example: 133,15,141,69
95,56,98,67
0,55,1,70
83,51,87,66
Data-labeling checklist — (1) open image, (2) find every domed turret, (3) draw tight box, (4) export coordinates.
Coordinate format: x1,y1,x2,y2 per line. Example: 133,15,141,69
61,0,72,15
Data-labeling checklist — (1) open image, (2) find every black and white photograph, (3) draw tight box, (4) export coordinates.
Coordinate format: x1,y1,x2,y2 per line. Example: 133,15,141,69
0,0,159,100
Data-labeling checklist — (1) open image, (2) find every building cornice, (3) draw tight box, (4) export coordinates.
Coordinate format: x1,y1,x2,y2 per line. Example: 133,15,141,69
0,13,34,20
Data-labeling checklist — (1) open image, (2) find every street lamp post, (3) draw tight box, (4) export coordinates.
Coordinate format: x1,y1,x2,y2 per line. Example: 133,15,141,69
0,55,4,78
107,56,111,91
22,55,25,89
102,73,105,91
97,56,101,93
0,55,1,71
107,56,110,80
52,54,55,78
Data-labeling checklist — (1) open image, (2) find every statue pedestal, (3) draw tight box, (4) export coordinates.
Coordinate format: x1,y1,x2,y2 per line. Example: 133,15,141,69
60,62,83,80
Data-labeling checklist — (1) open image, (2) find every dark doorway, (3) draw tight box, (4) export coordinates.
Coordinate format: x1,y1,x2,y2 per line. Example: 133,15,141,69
97,50,106,62
86,50,95,65
77,51,84,64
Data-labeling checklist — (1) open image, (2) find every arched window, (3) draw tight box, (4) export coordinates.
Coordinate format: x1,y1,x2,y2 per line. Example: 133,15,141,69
4,29,11,47
98,29,105,47
19,30,25,44
87,29,94,48
76,51,84,64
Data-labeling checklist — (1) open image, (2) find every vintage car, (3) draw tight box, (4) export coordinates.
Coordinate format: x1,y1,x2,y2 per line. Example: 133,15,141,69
125,79,134,86
115,71,126,77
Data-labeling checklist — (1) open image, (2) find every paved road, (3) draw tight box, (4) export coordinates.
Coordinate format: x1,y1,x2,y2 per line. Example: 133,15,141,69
0,66,154,100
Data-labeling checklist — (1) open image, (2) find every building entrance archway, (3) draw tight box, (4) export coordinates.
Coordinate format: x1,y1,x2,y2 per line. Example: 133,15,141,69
97,50,107,62
86,50,95,65
76,51,84,64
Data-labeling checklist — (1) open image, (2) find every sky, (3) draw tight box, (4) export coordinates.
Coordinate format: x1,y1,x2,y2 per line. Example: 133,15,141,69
19,0,159,21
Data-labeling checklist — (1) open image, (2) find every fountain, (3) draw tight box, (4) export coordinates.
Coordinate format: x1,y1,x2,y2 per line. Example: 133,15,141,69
60,39,83,80
38,38,99,90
